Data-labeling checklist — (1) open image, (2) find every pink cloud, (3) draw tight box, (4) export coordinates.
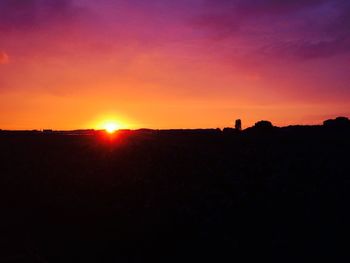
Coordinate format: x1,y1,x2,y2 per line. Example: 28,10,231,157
0,51,9,64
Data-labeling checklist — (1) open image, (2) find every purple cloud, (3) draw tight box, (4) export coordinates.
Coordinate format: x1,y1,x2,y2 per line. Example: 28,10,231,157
200,0,332,15
0,0,85,32
232,0,327,15
193,0,350,59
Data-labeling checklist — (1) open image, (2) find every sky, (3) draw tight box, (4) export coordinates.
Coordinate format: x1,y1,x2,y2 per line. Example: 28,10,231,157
0,0,349,130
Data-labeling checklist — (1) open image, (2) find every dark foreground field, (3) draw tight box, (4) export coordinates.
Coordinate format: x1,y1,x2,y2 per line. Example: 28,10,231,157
0,123,349,262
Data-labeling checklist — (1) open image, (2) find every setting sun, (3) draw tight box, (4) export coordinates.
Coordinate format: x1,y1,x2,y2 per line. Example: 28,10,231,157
103,122,120,133
92,115,132,133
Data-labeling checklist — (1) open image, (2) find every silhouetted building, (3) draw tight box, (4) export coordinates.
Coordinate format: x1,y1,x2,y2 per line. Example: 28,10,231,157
235,119,242,131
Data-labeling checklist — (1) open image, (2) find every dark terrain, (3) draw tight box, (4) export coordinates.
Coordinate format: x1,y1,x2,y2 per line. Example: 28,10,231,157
0,118,349,262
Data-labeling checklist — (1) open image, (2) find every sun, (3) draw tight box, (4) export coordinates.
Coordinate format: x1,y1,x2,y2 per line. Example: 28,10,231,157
92,115,131,134
103,122,120,134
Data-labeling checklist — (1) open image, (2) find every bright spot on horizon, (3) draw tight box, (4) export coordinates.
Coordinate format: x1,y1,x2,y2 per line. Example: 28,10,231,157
103,122,120,134
93,116,131,133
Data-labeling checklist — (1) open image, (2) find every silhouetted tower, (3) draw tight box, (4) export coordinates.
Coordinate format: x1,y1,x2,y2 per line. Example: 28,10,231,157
235,119,242,131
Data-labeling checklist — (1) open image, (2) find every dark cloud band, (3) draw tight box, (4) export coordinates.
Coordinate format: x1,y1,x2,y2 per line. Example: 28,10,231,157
0,0,83,31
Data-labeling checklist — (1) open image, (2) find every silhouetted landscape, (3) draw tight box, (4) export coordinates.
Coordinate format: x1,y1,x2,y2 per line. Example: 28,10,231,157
1,117,349,262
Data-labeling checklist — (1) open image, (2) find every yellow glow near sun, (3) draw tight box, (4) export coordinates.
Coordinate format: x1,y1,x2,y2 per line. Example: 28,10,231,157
91,114,134,133
103,122,120,133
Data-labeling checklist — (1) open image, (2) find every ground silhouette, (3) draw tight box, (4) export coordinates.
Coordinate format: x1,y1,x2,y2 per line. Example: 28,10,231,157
0,117,349,262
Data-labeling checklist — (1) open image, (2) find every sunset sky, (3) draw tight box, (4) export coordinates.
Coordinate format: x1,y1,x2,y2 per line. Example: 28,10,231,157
1,0,349,130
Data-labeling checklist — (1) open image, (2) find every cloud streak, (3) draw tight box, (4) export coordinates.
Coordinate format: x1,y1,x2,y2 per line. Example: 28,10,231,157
193,0,350,60
0,0,86,32
0,52,9,64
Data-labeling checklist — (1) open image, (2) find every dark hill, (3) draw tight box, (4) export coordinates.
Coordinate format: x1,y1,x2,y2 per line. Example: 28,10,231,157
0,119,349,262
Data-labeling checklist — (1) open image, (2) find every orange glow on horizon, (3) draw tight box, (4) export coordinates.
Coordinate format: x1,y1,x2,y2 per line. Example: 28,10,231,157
94,117,129,133
90,113,134,133
104,122,119,134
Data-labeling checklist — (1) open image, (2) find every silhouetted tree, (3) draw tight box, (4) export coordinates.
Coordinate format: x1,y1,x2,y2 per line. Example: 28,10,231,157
323,117,350,128
254,120,273,129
